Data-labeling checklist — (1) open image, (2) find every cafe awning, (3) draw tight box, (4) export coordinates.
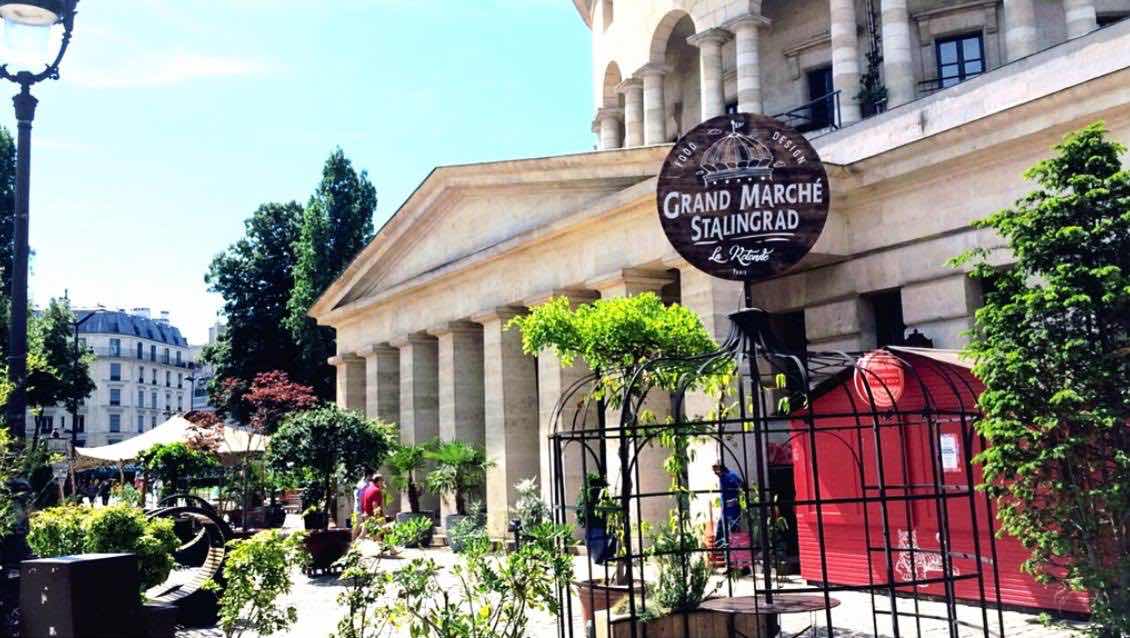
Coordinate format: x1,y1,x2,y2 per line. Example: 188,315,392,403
73,415,267,470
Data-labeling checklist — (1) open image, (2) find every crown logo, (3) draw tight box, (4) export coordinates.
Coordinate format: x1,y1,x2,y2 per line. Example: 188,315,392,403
698,119,775,187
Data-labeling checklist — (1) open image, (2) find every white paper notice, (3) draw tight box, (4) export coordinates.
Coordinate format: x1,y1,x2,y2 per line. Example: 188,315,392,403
939,433,959,472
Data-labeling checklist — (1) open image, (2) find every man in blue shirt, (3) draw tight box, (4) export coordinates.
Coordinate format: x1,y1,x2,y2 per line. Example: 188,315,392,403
713,462,744,548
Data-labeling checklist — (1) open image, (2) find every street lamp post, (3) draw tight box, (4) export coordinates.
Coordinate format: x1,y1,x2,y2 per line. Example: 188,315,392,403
69,308,98,447
0,0,79,440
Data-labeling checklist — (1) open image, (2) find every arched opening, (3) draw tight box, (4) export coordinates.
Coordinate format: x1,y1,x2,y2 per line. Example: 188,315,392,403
601,61,623,109
649,11,700,141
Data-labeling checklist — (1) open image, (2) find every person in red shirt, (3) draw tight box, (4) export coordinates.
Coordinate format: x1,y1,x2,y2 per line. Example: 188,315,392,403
361,474,385,520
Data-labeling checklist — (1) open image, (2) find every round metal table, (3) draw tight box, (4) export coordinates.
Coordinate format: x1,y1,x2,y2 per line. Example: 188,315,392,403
699,594,841,638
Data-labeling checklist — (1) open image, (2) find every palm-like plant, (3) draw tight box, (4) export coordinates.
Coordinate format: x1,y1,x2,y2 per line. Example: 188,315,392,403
386,444,429,514
424,441,492,516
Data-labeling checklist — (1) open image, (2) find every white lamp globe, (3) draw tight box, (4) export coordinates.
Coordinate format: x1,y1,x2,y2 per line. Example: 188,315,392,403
0,1,63,72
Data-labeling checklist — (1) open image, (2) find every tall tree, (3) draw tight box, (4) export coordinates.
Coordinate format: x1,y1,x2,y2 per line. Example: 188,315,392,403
954,123,1129,636
32,298,96,415
285,149,376,399
204,202,305,416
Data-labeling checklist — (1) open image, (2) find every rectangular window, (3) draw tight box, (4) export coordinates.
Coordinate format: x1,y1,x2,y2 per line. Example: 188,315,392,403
166,371,171,387
177,395,183,412
136,342,143,359
151,391,158,409
75,415,84,433
109,338,121,357
138,366,144,382
805,66,834,131
150,345,156,362
110,389,121,406
935,33,984,89
151,416,157,428
110,362,121,381
177,373,183,389
137,415,145,433
109,414,121,433
152,369,157,384
176,351,182,365
163,348,170,364
865,289,906,347
138,389,145,406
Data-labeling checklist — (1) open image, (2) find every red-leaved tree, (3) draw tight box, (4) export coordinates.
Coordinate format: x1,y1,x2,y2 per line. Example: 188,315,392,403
244,371,319,434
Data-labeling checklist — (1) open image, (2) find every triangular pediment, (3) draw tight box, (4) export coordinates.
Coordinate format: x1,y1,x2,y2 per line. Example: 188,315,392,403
310,146,670,323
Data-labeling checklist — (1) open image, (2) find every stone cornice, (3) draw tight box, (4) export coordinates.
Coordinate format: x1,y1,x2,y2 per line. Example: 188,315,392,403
722,13,771,33
521,289,599,309
327,354,363,367
357,343,398,358
635,62,673,78
615,77,643,94
389,333,436,348
585,268,676,293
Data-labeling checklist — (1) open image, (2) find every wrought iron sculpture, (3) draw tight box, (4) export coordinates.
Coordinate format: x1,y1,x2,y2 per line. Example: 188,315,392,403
146,496,232,627
549,308,1005,638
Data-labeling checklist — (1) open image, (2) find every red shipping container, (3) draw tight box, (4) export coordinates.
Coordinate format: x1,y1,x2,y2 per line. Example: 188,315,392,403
789,347,1090,616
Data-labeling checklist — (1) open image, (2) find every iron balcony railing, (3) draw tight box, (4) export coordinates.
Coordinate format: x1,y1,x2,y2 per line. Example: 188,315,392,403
87,346,191,367
772,89,841,133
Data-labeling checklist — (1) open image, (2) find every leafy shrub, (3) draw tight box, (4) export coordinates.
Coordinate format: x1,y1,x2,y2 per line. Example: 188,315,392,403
111,482,143,507
424,441,491,516
634,513,719,621
512,478,549,535
387,515,431,548
138,442,220,498
27,505,179,591
205,530,309,638
449,500,488,554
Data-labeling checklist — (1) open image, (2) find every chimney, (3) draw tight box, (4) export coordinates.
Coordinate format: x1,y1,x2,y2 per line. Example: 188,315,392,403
132,307,151,319
157,310,170,325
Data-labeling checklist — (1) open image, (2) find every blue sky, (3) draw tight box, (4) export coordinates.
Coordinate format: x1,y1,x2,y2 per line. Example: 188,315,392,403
11,0,593,343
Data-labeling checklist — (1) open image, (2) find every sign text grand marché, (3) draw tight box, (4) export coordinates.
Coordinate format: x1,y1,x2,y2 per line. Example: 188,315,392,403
661,179,826,244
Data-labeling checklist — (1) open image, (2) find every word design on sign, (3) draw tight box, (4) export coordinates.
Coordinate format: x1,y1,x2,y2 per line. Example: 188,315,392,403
657,113,830,281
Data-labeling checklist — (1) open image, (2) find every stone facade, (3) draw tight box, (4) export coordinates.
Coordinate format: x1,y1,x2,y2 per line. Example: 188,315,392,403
312,4,1130,535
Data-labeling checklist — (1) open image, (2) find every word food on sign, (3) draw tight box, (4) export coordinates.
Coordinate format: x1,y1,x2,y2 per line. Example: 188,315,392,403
657,113,830,281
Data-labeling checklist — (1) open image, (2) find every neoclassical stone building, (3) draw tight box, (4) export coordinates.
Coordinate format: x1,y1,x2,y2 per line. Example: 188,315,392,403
311,0,1130,535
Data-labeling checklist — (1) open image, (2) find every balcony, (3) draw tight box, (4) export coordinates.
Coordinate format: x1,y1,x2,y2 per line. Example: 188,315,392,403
772,90,841,134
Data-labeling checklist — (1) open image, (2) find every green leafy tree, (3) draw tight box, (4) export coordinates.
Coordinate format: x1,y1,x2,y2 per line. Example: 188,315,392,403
266,405,393,525
953,123,1129,636
285,149,376,399
205,202,305,419
205,529,309,638
0,125,15,293
386,443,430,514
33,297,96,415
138,442,220,498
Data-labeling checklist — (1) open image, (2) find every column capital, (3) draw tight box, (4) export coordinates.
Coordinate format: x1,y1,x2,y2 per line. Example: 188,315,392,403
328,353,364,367
615,77,643,94
591,106,623,131
635,62,673,78
585,268,676,294
357,342,398,358
426,320,483,337
389,332,436,348
522,289,599,309
687,27,731,48
470,305,528,324
722,13,771,33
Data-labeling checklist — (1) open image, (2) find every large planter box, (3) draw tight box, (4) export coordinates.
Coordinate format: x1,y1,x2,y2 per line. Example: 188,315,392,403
593,608,769,638
303,529,351,576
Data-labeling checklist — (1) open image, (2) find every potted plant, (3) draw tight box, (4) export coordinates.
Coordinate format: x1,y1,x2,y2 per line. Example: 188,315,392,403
267,405,394,568
424,441,491,542
386,443,435,546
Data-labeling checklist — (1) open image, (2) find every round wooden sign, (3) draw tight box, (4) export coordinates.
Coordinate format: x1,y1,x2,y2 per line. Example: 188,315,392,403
657,113,830,281
853,350,906,408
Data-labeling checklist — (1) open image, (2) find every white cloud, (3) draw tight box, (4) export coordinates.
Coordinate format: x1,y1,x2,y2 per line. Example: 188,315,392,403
69,52,275,89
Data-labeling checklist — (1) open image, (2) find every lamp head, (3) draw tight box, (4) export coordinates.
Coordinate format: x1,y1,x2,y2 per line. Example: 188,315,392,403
0,1,64,27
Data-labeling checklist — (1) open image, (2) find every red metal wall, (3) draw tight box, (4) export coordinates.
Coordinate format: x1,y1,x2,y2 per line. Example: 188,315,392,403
789,351,1090,615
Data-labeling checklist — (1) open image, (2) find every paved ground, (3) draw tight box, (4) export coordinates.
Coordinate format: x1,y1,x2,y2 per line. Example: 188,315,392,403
177,537,1085,638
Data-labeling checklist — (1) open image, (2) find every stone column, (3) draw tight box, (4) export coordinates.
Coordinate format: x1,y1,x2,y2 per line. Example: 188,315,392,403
1004,0,1039,61
638,64,670,144
586,269,677,531
593,107,623,150
830,0,863,124
359,343,401,516
390,333,441,514
687,28,730,121
618,78,645,147
881,0,916,107
359,344,399,423
524,290,600,515
1063,0,1098,39
428,321,486,519
725,14,770,115
472,306,540,537
902,275,979,349
329,354,366,414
